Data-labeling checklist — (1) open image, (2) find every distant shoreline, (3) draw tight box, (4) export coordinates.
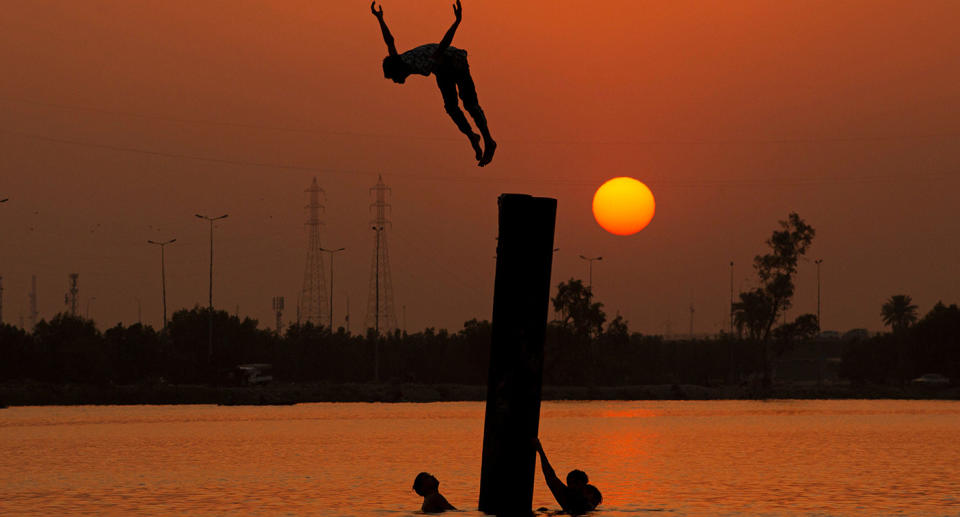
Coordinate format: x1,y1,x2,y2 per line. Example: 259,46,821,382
2,380,958,406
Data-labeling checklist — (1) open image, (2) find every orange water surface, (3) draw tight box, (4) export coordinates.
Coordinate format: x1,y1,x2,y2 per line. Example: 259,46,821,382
1,400,958,516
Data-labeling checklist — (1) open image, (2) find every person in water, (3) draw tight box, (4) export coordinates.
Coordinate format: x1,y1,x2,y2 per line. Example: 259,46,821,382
413,472,457,513
534,438,602,515
371,0,497,167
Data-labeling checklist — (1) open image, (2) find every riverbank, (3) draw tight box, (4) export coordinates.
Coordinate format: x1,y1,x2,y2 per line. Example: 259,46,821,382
1,380,958,406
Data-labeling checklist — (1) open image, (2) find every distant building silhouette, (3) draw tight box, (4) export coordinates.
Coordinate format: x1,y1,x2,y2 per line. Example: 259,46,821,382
300,178,330,328
365,175,397,334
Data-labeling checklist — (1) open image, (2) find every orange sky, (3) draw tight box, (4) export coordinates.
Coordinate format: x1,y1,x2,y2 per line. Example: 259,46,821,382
1,0,958,335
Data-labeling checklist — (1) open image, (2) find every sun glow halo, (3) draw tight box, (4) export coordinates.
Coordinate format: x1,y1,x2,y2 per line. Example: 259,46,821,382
592,177,655,236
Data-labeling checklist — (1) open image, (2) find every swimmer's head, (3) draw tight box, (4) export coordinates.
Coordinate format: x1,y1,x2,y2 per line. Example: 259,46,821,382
383,55,409,84
413,472,439,496
566,469,588,490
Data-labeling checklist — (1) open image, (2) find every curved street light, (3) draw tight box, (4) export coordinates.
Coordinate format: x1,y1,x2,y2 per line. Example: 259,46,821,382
148,238,177,329
578,255,603,290
195,214,228,359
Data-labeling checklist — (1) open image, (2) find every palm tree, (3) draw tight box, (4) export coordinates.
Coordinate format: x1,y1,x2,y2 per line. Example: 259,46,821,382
732,289,773,342
551,278,605,338
881,294,918,332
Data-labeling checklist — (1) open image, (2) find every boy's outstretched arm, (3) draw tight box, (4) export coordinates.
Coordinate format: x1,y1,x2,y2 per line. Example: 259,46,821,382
534,438,570,508
371,2,398,56
434,0,462,58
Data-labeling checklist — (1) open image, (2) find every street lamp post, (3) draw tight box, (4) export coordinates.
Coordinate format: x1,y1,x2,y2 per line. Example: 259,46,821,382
320,247,346,330
372,225,383,382
148,238,176,330
578,255,603,291
815,258,823,331
372,226,383,335
195,214,228,359
729,261,735,334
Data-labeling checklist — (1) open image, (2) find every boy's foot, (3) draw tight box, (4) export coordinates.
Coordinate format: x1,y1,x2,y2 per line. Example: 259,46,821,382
478,138,496,167
469,133,483,161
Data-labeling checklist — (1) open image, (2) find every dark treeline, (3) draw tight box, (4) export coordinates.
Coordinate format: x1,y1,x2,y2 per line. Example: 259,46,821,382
0,305,741,387
2,294,956,388
1,215,957,389
841,300,960,384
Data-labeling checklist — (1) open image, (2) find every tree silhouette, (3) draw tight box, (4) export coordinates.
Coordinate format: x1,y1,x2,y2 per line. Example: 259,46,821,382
32,314,105,383
881,294,918,332
732,213,815,387
104,322,162,384
551,278,606,338
605,314,629,339
166,307,274,383
841,300,959,383
732,290,774,342
0,323,33,381
772,313,820,356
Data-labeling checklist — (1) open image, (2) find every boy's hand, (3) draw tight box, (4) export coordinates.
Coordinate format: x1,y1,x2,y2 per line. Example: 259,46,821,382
371,1,384,18
453,0,462,21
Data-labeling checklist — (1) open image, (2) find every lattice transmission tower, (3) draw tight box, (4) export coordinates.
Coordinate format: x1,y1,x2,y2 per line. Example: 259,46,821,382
300,178,329,327
65,273,79,316
365,175,397,335
272,296,285,333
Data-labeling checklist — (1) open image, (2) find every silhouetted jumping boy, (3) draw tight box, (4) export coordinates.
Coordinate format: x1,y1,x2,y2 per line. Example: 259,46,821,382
372,0,497,167
534,438,602,515
413,472,457,513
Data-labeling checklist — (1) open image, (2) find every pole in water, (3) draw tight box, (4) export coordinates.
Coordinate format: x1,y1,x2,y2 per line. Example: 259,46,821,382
478,194,557,516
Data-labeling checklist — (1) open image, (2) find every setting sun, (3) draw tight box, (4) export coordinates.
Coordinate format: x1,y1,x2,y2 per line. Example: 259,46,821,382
592,177,655,236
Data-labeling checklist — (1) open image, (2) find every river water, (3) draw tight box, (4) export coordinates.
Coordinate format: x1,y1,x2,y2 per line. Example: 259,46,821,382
1,400,958,516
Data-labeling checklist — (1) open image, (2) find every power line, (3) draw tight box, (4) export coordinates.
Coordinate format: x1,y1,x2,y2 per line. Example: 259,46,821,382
0,127,572,185
1,97,458,142
6,96,960,146
1,127,957,189
0,128,350,174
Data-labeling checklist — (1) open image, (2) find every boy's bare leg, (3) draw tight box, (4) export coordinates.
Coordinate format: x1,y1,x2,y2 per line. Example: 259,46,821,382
437,73,483,161
468,133,483,162
457,71,495,166
472,112,496,167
